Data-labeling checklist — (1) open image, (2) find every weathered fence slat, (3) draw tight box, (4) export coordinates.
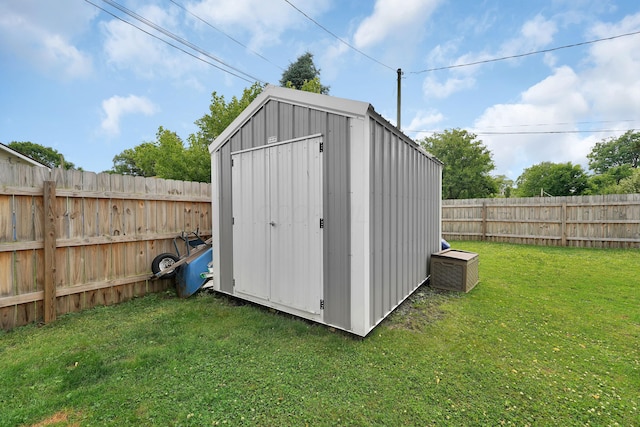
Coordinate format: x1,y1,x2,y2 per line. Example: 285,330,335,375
0,166,212,330
43,181,56,324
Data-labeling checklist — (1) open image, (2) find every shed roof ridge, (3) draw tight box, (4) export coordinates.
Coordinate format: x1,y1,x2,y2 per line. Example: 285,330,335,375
209,85,371,154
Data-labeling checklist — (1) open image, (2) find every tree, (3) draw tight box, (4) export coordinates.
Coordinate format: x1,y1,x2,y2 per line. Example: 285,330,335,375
419,129,497,199
587,130,640,174
585,164,633,195
515,162,589,197
616,168,640,193
492,175,514,198
8,141,77,169
111,142,158,176
110,83,264,182
193,82,263,145
279,52,329,94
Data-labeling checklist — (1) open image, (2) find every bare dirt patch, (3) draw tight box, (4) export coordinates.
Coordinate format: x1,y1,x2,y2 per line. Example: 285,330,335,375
29,410,81,427
385,285,462,331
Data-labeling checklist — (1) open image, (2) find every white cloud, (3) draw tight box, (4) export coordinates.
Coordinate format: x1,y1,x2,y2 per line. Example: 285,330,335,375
353,0,441,49
474,66,591,179
406,109,445,141
454,12,640,180
186,0,331,50
101,95,158,136
0,0,94,79
581,13,640,118
472,9,640,180
102,4,193,79
518,14,557,49
423,75,475,99
421,14,559,100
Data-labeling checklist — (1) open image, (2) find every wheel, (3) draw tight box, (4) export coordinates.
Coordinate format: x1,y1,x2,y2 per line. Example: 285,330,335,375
151,253,180,278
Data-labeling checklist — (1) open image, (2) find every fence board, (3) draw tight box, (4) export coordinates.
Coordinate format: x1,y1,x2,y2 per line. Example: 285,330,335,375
0,252,13,297
0,195,12,243
443,194,640,248
0,166,212,330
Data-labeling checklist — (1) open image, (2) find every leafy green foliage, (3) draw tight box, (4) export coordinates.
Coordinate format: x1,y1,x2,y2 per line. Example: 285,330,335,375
587,130,640,174
419,129,497,199
586,164,634,195
111,142,158,177
109,83,264,182
279,52,329,94
611,167,640,193
492,174,515,197
1,243,638,425
515,161,589,197
193,82,263,144
284,76,325,94
7,141,77,169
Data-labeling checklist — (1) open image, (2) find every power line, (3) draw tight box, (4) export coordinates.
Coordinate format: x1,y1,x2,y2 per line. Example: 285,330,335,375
479,119,640,129
282,0,396,72
101,0,264,82
85,0,257,83
91,0,266,83
476,129,632,135
167,0,285,72
411,29,640,74
407,128,634,135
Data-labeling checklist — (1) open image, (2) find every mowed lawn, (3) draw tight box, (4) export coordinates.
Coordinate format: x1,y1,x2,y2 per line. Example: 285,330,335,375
0,242,638,426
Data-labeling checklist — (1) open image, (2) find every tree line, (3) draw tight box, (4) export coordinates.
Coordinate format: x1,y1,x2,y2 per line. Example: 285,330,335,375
6,52,640,198
420,128,640,198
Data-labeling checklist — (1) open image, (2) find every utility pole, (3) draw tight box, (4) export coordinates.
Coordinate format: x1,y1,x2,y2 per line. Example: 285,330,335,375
397,68,402,130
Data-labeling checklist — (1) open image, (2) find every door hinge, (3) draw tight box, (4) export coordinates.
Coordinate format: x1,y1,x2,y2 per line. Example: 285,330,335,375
319,142,323,153
320,299,325,310
231,158,234,167
319,218,324,228
233,279,236,287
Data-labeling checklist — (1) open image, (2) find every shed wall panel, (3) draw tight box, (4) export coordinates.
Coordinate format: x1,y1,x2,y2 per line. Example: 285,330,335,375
322,113,350,330
368,118,441,327
219,143,234,293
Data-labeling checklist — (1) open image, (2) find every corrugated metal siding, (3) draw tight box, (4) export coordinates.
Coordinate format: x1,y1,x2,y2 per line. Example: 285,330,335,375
214,99,351,329
219,142,234,293
369,118,441,325
268,137,323,314
322,113,350,330
231,136,324,314
231,147,270,300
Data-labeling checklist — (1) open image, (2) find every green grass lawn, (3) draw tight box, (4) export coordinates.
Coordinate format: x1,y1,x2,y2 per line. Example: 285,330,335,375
1,242,638,426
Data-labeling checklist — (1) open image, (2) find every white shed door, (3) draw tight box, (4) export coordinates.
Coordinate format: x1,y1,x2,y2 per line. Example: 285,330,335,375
232,135,323,315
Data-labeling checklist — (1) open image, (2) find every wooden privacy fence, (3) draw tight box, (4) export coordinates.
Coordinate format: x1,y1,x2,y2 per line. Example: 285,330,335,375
443,194,640,248
0,165,212,330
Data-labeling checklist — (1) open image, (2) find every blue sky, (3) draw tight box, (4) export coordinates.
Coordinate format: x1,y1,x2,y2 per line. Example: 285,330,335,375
1,0,639,179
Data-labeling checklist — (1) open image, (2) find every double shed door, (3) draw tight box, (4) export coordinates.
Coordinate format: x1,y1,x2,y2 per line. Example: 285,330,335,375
231,135,323,316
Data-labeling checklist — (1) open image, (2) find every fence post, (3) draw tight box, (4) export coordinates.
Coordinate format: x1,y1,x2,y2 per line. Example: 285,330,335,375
43,181,57,323
561,202,567,247
481,201,487,241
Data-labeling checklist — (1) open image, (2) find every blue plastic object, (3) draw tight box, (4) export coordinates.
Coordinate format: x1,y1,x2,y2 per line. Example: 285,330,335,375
441,238,451,250
175,247,212,298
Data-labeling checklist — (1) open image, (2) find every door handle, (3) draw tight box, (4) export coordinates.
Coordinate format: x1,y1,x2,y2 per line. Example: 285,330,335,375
269,221,276,227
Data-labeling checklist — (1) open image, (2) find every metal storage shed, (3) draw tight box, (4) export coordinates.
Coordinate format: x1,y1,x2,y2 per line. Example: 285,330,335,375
209,85,442,337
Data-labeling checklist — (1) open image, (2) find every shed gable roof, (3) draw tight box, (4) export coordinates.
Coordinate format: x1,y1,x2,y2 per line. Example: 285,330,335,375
0,142,50,169
209,85,372,154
